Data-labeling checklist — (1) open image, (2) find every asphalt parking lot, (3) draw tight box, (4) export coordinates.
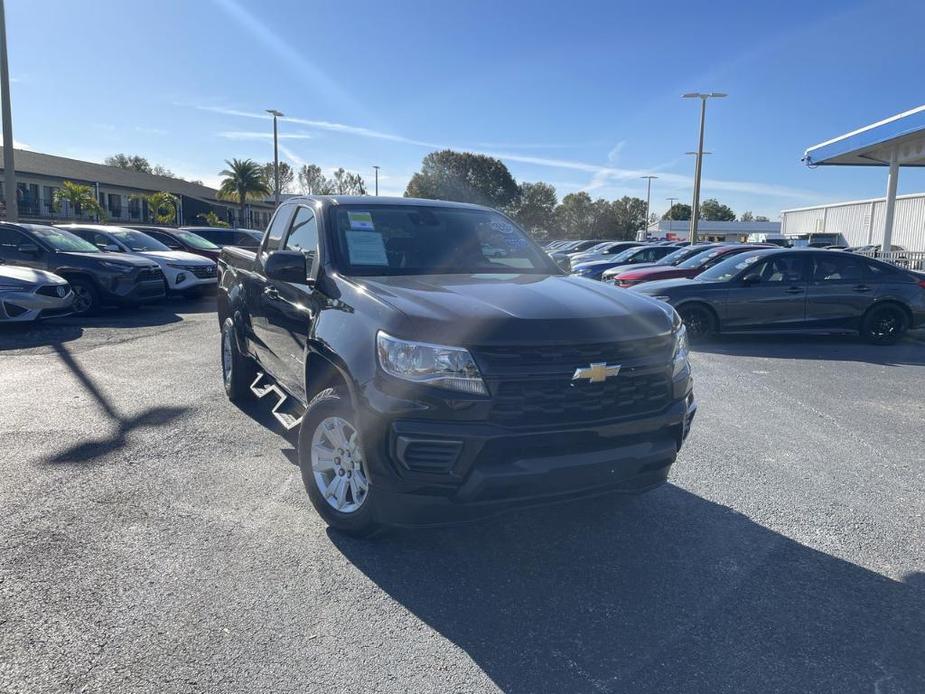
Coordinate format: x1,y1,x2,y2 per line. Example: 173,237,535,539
1,299,924,694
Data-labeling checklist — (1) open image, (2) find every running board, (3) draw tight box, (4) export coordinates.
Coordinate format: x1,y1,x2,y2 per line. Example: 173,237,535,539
250,372,305,431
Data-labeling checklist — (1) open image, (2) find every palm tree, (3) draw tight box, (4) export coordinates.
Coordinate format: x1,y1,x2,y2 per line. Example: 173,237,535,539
218,158,271,225
146,192,178,224
53,180,104,220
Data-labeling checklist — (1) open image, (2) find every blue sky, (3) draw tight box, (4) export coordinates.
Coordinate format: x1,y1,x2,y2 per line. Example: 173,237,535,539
7,0,925,218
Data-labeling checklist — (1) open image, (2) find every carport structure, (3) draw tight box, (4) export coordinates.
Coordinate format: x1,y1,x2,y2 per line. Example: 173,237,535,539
803,104,925,252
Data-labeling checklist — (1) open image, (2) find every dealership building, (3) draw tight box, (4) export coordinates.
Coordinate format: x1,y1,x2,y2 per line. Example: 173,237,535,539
644,219,781,242
781,193,925,251
0,147,274,229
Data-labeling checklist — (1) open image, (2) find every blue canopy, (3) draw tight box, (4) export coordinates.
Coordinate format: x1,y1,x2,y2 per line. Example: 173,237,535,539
803,105,925,167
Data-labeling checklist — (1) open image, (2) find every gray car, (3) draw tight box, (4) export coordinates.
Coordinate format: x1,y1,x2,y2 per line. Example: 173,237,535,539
0,264,73,323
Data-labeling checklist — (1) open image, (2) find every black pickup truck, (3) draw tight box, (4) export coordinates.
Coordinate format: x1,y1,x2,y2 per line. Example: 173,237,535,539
218,196,696,535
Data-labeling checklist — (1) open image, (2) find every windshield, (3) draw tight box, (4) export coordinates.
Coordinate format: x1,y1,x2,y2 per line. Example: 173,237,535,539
581,242,611,253
109,230,171,252
677,247,734,269
174,230,219,250
657,246,707,266
31,226,99,253
610,246,645,262
697,251,767,281
331,204,557,276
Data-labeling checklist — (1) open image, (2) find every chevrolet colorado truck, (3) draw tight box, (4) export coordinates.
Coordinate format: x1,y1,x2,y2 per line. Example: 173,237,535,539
217,196,696,535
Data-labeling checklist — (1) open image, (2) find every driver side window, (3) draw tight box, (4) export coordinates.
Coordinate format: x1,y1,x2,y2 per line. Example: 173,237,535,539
284,206,318,259
748,255,807,283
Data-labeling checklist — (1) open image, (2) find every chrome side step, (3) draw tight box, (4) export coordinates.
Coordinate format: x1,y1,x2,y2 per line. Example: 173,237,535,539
250,372,305,431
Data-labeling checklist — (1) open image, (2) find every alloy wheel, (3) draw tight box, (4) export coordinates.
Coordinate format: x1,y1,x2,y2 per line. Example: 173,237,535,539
72,285,92,314
310,416,370,514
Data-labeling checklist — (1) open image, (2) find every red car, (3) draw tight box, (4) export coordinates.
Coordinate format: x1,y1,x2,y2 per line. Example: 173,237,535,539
611,244,772,287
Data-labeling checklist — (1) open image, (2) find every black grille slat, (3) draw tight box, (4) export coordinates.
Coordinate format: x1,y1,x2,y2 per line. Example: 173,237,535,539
136,268,164,283
189,265,216,279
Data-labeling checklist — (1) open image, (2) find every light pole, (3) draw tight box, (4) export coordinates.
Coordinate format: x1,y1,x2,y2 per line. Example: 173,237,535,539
640,175,657,239
0,0,16,221
266,109,284,206
684,150,711,242
682,92,726,243
373,165,380,196
666,197,678,238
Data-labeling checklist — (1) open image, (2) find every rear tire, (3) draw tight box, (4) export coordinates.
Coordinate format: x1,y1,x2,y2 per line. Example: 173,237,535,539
861,304,908,345
221,317,255,402
69,277,99,316
298,387,381,538
677,303,716,341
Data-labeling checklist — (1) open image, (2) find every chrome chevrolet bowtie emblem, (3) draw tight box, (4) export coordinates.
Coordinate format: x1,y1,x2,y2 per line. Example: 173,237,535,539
572,362,621,383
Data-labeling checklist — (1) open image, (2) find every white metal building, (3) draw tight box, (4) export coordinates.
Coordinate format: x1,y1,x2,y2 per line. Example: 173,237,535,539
643,219,781,242
780,193,925,251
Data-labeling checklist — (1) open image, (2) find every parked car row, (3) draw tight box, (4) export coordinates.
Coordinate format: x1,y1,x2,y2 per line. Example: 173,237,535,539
0,222,255,323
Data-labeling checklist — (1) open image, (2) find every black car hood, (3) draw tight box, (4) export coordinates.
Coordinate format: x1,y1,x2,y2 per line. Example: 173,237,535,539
631,277,702,295
59,251,156,267
351,273,674,345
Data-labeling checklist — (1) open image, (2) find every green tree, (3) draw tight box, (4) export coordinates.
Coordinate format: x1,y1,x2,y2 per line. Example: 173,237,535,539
151,164,175,178
700,198,736,221
509,181,558,238
105,153,152,173
261,162,295,195
297,164,335,195
662,203,691,221
53,181,104,219
218,158,271,222
332,168,367,195
405,149,519,210
146,192,178,224
739,210,755,222
555,192,596,239
755,215,770,222
609,196,648,240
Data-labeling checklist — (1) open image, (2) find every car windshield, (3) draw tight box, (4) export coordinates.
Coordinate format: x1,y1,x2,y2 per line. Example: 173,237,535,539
583,242,612,253
611,246,644,262
677,247,733,269
175,230,219,250
109,230,171,252
331,204,557,276
31,226,99,253
656,246,710,266
697,251,768,281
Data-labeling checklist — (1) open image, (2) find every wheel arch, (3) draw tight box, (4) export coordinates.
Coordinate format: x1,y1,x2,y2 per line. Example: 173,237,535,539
304,346,356,409
674,299,720,331
863,298,913,326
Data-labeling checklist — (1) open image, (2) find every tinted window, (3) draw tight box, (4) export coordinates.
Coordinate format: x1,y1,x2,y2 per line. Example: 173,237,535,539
30,226,99,252
0,227,30,260
865,259,909,282
235,231,261,248
264,208,294,252
146,230,183,249
284,207,318,257
812,254,866,282
746,255,808,283
192,228,224,244
109,230,170,252
174,230,219,250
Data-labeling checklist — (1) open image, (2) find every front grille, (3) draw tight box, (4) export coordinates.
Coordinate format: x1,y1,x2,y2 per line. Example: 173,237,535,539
474,336,673,376
490,368,672,426
189,265,216,279
36,284,70,298
136,267,164,283
395,436,463,474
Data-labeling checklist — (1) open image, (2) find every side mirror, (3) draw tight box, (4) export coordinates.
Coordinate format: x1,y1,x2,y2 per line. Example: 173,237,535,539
265,250,311,285
97,242,120,252
18,243,40,254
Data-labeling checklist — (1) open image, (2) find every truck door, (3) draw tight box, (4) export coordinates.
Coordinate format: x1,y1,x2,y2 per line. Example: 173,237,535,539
247,207,294,372
262,204,321,399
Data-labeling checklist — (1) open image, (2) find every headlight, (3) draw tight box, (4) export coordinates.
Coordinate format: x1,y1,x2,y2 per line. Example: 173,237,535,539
376,331,488,396
672,323,689,377
100,261,134,273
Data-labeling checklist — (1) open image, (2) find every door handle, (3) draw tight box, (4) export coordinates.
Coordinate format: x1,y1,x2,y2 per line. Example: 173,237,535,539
264,286,279,300
784,286,803,294
852,285,872,292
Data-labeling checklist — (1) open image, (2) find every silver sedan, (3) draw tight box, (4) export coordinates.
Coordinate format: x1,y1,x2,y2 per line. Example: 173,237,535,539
0,265,74,323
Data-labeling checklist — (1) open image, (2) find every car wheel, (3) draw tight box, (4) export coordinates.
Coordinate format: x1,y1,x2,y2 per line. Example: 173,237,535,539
298,387,380,537
221,317,255,401
861,304,908,345
69,278,98,316
677,304,716,341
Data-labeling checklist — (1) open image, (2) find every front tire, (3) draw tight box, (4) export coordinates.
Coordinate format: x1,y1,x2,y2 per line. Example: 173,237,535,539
677,303,716,341
861,304,908,345
221,317,255,401
69,278,99,316
298,387,380,537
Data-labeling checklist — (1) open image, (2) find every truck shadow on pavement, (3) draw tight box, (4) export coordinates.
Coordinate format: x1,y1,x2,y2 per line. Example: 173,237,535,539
693,332,925,366
331,486,924,693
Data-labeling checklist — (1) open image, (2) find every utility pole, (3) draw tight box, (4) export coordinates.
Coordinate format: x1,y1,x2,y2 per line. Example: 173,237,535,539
0,0,16,221
640,175,657,240
682,92,726,243
666,196,678,238
266,109,284,206
373,165,380,196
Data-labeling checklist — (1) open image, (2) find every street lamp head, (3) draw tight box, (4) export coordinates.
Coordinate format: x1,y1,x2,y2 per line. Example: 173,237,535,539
640,175,658,180
685,151,712,155
266,109,284,118
682,92,727,100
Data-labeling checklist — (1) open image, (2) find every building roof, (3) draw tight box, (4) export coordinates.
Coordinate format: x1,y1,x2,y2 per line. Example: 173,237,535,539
803,105,925,167
654,220,780,232
0,147,269,208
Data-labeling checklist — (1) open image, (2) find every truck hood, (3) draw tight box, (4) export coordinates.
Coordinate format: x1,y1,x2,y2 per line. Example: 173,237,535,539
60,251,156,267
353,273,674,345
137,250,214,266
0,265,66,286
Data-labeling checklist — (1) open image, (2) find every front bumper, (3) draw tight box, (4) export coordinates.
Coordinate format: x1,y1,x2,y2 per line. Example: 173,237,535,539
162,265,218,291
358,385,697,527
0,287,74,322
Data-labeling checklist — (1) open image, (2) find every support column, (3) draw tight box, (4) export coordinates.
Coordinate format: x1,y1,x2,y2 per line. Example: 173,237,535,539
881,149,899,253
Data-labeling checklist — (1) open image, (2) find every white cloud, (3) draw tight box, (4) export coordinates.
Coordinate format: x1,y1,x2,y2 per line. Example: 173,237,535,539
607,140,627,163
134,126,168,136
218,130,313,141
0,136,32,150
